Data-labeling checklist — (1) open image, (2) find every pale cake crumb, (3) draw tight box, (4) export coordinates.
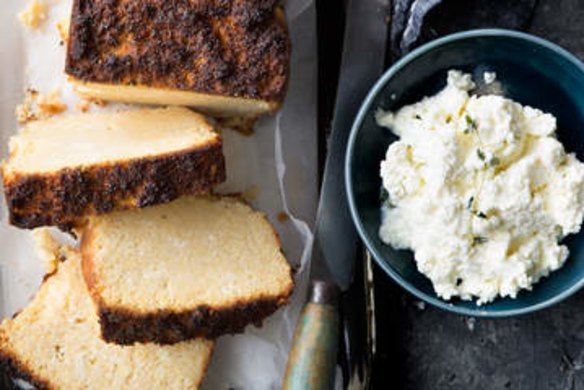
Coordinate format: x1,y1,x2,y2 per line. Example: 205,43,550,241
56,17,69,43
76,97,108,112
15,88,67,124
18,0,47,30
88,97,107,107
217,116,257,135
37,89,67,116
76,101,90,113
15,103,37,124
27,88,38,98
15,89,39,124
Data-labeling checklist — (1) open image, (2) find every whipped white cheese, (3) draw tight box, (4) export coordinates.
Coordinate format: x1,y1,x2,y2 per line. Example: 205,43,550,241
377,70,584,304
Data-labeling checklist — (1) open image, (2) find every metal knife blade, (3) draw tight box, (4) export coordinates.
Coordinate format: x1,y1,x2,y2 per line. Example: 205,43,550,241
282,3,390,386
312,0,390,291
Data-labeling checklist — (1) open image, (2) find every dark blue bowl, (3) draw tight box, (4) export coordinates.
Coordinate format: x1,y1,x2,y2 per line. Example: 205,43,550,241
345,29,584,317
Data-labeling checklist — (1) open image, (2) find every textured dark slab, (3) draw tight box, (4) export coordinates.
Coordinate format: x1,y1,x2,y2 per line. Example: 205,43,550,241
66,0,290,102
372,1,584,389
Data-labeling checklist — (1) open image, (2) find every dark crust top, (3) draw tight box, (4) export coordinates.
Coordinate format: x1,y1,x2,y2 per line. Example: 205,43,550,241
65,0,290,102
3,139,225,230
96,290,293,345
0,347,52,390
84,252,295,345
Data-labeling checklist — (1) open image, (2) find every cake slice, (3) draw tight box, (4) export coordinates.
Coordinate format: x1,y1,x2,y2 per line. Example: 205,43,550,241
65,0,290,128
0,250,214,390
2,107,225,229
80,196,294,345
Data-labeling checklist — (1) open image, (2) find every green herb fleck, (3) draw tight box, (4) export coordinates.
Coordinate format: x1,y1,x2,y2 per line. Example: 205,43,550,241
380,188,395,208
477,149,486,161
465,115,478,132
380,189,389,202
555,224,564,242
472,236,488,246
467,196,474,210
415,114,422,120
489,156,500,166
476,211,488,219
456,278,463,286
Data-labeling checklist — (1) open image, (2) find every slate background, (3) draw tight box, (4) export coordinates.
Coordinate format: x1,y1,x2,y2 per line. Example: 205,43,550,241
318,1,584,389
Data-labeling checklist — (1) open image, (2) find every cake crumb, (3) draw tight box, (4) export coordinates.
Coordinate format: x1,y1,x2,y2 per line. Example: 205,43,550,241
277,211,289,222
87,97,107,107
37,89,67,116
15,88,67,124
76,101,91,113
15,89,39,124
76,97,108,112
18,0,47,30
217,116,256,135
56,17,69,43
15,103,36,124
242,186,258,202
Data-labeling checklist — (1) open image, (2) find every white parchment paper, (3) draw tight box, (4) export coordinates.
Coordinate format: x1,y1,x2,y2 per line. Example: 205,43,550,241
0,0,317,388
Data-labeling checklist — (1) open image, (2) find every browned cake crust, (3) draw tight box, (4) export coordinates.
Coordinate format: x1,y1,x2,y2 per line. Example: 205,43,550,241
0,348,52,390
94,292,293,345
3,142,226,230
65,0,290,103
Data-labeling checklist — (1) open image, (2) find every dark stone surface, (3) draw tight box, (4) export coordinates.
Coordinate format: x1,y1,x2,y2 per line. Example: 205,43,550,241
373,264,584,389
371,1,584,389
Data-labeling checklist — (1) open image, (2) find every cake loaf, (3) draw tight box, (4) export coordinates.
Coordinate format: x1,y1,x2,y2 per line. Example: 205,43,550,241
0,250,214,390
81,196,294,345
2,107,225,229
65,0,290,128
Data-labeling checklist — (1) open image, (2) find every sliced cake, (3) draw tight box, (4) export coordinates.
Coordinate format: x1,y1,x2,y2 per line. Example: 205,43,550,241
80,196,294,345
2,107,225,229
65,0,290,128
0,250,214,389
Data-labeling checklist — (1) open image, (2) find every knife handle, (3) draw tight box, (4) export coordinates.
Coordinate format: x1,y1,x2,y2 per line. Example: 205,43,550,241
282,281,340,390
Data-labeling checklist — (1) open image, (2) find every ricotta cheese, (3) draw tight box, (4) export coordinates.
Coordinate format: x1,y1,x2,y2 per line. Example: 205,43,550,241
377,70,584,304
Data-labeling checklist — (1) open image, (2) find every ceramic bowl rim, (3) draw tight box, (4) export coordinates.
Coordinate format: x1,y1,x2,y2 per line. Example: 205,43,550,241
345,28,584,317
